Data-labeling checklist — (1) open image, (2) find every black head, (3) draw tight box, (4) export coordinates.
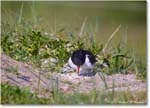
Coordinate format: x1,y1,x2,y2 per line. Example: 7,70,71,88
71,49,96,66
71,50,86,66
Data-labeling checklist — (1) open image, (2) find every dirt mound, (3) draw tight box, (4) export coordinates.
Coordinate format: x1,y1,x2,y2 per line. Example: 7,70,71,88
1,54,146,98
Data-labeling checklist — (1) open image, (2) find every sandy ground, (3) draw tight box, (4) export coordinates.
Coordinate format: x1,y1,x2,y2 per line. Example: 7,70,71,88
1,54,147,98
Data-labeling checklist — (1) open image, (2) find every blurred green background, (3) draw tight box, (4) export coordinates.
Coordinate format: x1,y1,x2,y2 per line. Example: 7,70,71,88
1,1,146,65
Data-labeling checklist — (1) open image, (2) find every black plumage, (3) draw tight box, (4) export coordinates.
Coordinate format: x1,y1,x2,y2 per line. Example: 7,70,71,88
71,49,96,67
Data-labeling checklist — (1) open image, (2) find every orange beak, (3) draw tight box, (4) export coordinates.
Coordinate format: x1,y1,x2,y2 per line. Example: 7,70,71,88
77,66,80,74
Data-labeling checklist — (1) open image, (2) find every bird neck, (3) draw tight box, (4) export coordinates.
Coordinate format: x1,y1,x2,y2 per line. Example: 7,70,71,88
85,55,90,64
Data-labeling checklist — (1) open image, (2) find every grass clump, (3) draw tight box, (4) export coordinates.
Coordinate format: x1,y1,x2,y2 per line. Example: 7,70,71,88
1,84,50,104
100,41,134,75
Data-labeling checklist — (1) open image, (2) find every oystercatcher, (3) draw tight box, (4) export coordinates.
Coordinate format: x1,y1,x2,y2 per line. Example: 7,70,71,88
68,49,96,76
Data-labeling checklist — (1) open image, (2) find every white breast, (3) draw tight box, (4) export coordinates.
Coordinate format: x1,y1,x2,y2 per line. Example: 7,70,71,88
85,54,94,69
68,57,77,70
79,55,94,73
68,56,94,74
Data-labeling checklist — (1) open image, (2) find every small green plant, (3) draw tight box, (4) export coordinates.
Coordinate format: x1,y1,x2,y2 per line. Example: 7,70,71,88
1,30,71,66
105,42,134,74
92,25,135,75
134,58,146,80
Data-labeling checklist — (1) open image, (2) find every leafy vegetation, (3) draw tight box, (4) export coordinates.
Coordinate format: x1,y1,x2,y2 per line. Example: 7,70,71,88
1,23,146,78
1,22,136,75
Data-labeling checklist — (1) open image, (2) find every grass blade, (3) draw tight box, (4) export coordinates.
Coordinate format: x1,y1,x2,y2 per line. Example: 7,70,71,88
78,16,88,37
18,3,24,24
102,24,122,56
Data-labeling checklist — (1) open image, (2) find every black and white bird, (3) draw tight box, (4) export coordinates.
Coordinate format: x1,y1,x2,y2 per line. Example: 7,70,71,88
68,49,96,76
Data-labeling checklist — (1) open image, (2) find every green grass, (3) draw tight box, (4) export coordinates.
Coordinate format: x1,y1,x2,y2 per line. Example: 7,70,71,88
1,25,137,75
1,84,146,104
1,1,147,104
1,84,51,104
